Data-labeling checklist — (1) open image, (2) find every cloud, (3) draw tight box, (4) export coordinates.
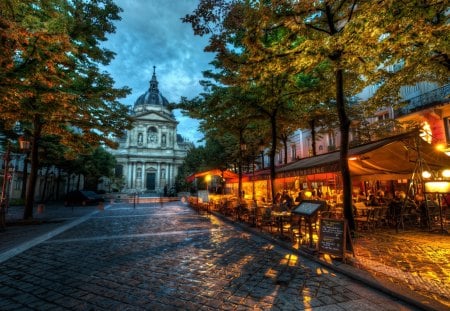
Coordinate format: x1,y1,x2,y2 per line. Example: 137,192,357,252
101,0,213,144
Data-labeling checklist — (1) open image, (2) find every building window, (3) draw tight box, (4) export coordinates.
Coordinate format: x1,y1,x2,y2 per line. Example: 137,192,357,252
137,168,142,178
161,134,166,147
328,131,335,147
291,145,296,161
378,112,389,121
161,168,165,179
444,117,450,143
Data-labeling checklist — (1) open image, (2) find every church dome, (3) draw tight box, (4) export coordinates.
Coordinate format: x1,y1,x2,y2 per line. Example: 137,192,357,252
133,67,170,112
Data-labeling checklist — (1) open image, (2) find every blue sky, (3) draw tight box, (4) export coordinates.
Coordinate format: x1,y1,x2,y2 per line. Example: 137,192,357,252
101,0,214,144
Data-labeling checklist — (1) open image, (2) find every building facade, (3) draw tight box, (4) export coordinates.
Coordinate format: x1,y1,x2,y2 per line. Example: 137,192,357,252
110,68,192,194
274,82,450,165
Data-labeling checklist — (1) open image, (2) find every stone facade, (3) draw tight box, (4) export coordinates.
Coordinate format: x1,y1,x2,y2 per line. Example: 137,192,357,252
111,68,191,194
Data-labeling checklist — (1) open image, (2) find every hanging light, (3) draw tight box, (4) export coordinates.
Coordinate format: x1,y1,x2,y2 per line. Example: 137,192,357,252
422,171,432,179
442,169,450,179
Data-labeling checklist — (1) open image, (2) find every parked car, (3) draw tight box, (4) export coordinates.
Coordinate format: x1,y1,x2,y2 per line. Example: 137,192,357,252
65,190,105,206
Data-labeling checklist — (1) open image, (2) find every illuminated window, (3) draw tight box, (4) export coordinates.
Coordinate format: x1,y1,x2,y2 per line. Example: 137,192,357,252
420,121,432,144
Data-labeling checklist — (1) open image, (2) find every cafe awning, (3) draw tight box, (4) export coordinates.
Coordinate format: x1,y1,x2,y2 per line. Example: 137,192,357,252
186,169,238,183
277,131,450,181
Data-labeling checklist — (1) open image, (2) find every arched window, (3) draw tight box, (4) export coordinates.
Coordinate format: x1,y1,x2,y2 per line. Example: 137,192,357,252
161,134,166,146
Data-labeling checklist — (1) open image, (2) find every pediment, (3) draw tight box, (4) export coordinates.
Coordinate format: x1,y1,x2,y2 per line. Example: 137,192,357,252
133,111,177,124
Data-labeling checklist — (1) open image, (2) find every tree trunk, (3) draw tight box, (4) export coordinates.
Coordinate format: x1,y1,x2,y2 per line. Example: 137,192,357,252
23,117,42,220
309,119,317,156
20,155,28,199
238,131,243,199
336,68,355,231
269,113,277,202
40,166,49,202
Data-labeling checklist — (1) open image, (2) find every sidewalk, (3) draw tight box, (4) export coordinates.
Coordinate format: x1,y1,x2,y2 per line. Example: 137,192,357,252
1,202,449,311
1,203,100,256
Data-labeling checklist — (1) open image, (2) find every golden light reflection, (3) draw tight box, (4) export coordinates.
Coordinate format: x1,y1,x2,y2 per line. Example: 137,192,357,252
282,254,299,266
322,254,333,264
264,268,277,279
302,290,312,308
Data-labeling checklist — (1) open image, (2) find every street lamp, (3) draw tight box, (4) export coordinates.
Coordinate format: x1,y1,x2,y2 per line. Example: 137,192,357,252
19,136,31,151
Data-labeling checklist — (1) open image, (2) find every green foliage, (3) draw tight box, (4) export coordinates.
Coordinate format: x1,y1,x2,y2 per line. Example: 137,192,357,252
80,147,117,190
0,0,132,218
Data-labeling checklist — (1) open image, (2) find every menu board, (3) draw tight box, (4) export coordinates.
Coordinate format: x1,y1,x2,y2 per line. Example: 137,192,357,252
318,218,351,258
292,200,324,216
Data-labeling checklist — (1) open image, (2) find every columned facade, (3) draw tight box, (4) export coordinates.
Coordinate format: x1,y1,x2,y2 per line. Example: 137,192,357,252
111,68,191,194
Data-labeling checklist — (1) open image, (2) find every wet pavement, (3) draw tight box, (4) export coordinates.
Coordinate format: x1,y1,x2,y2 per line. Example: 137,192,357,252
349,229,450,308
0,201,447,310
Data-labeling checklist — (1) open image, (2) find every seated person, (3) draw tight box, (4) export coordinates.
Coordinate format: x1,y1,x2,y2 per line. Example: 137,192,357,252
367,194,380,206
295,191,304,203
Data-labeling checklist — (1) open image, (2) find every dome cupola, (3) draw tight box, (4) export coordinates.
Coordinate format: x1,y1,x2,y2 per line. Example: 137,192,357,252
133,66,170,112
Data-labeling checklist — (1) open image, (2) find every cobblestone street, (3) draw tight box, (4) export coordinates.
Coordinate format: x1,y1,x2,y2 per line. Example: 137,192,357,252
0,202,417,310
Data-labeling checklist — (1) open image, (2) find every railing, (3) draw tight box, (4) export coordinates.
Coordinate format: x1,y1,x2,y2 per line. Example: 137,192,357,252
396,83,450,116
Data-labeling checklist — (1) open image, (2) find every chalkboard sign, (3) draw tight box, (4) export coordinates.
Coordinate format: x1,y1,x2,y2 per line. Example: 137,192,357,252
318,218,353,259
292,200,325,216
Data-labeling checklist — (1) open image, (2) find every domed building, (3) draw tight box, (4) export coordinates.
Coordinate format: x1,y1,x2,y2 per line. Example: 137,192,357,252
111,67,192,193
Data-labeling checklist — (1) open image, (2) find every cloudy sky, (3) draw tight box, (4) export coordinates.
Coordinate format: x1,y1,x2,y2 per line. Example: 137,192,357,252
101,0,214,144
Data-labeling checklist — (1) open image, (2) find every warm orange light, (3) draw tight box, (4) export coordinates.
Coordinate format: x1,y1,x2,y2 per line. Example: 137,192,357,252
424,181,450,193
435,143,446,151
422,171,432,179
442,170,450,179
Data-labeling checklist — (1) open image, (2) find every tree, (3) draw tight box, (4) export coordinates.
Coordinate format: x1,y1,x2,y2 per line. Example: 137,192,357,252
184,0,448,231
80,147,117,191
0,1,132,219
180,84,260,199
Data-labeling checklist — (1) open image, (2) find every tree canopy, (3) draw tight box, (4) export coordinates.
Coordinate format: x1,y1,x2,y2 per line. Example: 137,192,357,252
183,0,449,231
0,0,132,219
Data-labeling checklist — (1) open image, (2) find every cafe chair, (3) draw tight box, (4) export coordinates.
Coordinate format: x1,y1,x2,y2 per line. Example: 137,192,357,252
355,208,375,231
259,207,275,233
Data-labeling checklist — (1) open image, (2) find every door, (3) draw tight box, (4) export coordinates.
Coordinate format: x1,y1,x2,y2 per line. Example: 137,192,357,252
146,172,156,190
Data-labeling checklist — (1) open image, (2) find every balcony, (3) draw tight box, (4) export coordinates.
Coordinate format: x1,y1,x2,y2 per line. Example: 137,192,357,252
395,83,450,117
